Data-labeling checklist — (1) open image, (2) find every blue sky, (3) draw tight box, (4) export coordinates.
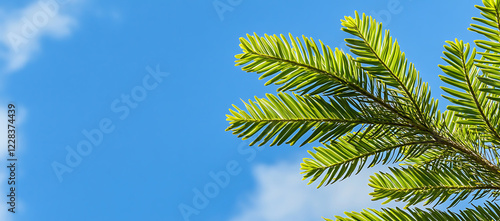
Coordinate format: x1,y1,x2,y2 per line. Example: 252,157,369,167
0,0,487,220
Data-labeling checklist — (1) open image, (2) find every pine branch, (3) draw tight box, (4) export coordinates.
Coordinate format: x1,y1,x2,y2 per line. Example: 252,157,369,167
330,201,500,221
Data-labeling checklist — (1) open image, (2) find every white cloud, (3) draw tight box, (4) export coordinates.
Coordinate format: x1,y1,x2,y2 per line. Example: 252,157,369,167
0,0,78,72
0,1,82,219
229,159,405,221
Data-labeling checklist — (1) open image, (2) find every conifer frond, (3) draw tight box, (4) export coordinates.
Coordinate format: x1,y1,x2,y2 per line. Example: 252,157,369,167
329,201,500,221
341,12,438,125
226,1,500,219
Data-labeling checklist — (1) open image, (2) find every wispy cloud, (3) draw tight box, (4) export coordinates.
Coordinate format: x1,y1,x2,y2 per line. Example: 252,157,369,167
229,159,404,221
0,0,78,72
0,1,76,219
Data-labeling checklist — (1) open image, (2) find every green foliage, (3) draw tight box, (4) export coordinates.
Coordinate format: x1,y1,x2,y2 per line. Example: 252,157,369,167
329,201,500,221
226,0,500,219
